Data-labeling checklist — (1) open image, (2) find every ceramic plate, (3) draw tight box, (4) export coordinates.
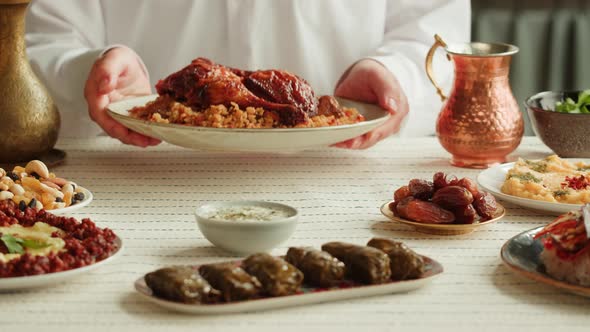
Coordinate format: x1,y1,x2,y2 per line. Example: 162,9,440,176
48,187,93,215
107,95,390,152
477,160,588,215
1,187,93,215
501,226,590,297
0,236,123,291
134,256,442,314
380,201,505,235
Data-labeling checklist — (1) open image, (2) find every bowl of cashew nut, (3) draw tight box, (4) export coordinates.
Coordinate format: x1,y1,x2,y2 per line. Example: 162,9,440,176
0,160,92,214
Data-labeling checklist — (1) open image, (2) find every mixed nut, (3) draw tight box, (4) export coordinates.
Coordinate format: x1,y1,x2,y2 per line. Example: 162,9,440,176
0,160,86,211
390,172,499,224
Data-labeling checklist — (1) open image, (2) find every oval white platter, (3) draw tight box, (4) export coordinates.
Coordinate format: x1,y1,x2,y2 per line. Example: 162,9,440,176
477,160,589,215
0,236,123,291
134,256,443,314
107,95,390,153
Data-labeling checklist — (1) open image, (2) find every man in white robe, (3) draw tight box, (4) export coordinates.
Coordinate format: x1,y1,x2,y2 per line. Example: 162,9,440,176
25,0,470,148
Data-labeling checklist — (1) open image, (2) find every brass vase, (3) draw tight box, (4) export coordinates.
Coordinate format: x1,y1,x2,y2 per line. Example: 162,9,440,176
0,0,60,163
425,35,524,169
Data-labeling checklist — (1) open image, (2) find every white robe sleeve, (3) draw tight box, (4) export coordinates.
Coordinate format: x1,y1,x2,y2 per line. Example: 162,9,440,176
25,0,107,115
367,0,470,136
369,0,471,102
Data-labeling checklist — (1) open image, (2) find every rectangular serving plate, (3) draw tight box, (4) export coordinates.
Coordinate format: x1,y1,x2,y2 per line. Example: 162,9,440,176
134,256,442,314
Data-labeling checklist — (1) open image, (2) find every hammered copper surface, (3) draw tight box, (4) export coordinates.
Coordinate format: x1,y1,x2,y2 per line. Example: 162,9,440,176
426,35,524,168
0,1,60,163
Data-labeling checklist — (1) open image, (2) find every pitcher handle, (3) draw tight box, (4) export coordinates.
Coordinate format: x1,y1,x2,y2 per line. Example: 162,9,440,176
425,34,450,102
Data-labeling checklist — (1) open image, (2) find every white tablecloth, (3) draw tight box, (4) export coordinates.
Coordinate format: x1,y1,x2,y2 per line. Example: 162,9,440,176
1,136,589,331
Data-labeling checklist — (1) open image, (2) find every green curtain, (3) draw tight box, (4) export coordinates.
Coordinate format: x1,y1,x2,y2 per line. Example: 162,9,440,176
472,0,590,135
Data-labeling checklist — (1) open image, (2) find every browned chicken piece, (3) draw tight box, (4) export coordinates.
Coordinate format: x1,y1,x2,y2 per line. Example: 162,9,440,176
243,70,318,117
156,58,314,126
317,95,345,118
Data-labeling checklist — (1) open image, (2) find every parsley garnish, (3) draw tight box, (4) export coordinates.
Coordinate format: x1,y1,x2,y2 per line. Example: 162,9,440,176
508,172,542,183
0,234,51,254
525,160,547,173
1,234,24,254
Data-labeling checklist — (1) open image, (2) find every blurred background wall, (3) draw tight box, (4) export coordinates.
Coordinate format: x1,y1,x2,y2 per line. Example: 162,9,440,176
472,0,590,135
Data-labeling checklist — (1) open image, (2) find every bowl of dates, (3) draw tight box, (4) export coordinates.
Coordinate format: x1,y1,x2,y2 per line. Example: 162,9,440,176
381,172,505,235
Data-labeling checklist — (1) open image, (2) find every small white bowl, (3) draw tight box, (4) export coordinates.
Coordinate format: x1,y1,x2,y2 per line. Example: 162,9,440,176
195,200,298,255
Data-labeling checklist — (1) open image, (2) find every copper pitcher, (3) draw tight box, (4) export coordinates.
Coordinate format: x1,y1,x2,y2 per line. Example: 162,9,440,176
425,35,524,168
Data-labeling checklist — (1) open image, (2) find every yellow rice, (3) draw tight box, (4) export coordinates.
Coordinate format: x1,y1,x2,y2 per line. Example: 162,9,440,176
129,95,364,129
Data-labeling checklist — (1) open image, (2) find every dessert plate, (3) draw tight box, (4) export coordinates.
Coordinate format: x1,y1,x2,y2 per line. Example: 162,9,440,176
380,201,506,235
0,236,123,291
107,95,390,153
501,226,590,297
477,160,588,215
134,256,442,314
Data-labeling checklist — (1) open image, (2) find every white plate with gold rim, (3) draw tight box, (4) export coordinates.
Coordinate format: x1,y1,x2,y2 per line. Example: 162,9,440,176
477,160,588,215
107,95,390,153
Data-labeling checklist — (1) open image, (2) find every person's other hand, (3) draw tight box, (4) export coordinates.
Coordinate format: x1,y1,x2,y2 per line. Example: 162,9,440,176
84,47,160,147
333,59,409,149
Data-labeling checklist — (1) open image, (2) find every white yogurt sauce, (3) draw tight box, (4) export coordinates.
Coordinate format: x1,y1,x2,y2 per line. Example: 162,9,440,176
208,205,291,221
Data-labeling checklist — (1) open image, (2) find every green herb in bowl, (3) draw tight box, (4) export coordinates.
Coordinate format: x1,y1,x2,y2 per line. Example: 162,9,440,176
555,89,590,113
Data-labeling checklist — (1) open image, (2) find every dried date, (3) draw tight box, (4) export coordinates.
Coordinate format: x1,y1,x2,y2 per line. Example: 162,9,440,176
392,173,497,226
408,179,434,200
394,185,412,202
431,186,474,209
432,172,448,190
452,204,478,224
448,176,460,186
457,178,480,197
432,172,455,190
473,191,498,221
389,201,398,214
405,200,455,224
395,197,415,219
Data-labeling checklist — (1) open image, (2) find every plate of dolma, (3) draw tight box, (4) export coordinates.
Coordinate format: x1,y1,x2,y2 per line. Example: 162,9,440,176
134,238,443,314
